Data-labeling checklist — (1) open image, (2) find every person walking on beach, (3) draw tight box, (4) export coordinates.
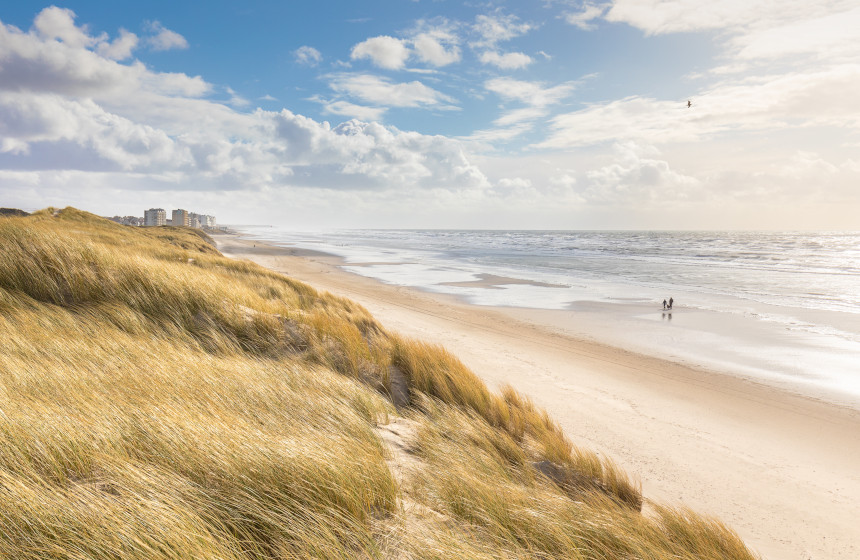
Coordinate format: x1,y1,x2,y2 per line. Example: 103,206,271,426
668,297,673,309
663,299,667,309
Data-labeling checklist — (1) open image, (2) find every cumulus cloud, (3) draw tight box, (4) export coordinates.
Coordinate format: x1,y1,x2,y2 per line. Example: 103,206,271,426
30,7,138,61
549,172,577,188
0,92,187,172
498,176,532,190
145,21,188,51
470,12,535,70
328,73,457,109
294,45,322,66
583,142,701,205
413,30,461,66
0,7,487,207
96,29,139,60
0,15,209,99
472,13,532,47
485,78,576,107
264,117,489,190
350,36,411,69
33,6,95,49
565,4,608,30
315,98,387,121
479,51,533,69
348,20,462,71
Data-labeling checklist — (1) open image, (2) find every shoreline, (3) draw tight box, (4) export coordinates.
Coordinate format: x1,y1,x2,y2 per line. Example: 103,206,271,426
232,228,860,411
213,231,860,560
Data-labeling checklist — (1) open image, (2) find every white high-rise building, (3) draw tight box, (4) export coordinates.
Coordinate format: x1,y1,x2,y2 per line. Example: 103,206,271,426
144,208,166,226
190,213,217,228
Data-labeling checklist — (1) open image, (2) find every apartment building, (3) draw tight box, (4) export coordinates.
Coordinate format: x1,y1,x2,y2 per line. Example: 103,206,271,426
144,208,166,226
171,209,189,227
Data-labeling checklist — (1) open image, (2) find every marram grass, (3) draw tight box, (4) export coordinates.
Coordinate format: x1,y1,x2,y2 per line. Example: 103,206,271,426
0,208,759,559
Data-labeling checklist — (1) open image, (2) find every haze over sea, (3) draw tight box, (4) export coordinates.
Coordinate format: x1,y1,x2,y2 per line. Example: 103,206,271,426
238,227,860,408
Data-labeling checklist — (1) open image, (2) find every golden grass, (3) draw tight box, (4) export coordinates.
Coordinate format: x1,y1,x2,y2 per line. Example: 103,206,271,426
399,396,756,559
0,208,760,559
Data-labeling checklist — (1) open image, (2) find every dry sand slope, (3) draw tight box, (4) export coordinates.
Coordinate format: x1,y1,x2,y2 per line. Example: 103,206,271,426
216,233,860,560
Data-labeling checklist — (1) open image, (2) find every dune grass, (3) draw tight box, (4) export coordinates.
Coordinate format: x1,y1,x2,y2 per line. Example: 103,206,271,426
0,208,759,559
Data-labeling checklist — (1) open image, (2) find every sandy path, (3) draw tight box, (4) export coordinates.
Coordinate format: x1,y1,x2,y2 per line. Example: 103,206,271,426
215,234,860,560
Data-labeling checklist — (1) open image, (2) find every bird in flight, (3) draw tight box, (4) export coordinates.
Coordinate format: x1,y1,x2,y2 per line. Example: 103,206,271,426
687,100,692,108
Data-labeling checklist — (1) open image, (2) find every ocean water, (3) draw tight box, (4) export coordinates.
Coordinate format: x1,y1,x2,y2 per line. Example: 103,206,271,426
236,227,860,406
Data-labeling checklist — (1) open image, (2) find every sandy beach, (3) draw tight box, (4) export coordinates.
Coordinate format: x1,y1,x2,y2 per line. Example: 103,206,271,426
215,232,860,560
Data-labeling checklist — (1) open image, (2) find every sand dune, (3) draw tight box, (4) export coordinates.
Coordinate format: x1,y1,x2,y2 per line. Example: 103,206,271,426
216,233,860,560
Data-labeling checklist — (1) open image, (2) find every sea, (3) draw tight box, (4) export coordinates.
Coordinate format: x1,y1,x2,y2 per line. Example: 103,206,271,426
235,227,860,408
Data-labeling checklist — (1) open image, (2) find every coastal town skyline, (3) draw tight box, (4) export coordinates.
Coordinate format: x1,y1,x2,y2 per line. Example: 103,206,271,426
111,208,217,228
1,2,859,230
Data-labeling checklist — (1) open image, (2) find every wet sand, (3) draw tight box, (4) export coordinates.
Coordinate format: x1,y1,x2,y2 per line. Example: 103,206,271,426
215,232,860,560
438,273,568,289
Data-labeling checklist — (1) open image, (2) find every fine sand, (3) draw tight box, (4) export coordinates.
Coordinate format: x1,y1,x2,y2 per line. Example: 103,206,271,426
215,233,860,560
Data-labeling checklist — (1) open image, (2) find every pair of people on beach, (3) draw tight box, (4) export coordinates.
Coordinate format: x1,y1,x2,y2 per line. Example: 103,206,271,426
662,297,674,310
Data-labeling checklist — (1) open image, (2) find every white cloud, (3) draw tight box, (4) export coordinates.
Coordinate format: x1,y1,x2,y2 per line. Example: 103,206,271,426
348,21,462,70
413,31,461,66
0,15,209,99
603,0,860,64
328,73,457,109
498,176,532,188
463,122,536,144
267,117,489,191
350,36,411,70
549,173,577,188
493,107,547,127
33,6,95,49
145,21,189,51
538,63,860,150
479,51,533,69
31,7,138,61
485,78,576,107
565,4,608,30
472,13,532,47
604,0,796,35
294,45,323,66
732,6,860,62
471,78,577,142
583,142,701,205
96,29,139,60
0,8,489,207
226,87,250,108
317,98,387,121
0,92,188,171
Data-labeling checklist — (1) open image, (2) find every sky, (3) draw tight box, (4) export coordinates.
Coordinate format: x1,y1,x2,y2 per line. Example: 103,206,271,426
1,1,859,230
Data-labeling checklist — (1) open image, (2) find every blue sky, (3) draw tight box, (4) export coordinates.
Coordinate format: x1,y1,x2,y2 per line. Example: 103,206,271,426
1,1,859,229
